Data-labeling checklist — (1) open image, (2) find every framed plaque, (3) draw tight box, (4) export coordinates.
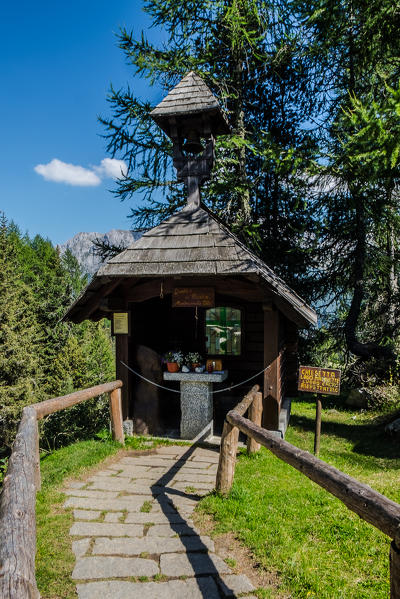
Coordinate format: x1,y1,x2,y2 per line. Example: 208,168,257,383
112,312,130,335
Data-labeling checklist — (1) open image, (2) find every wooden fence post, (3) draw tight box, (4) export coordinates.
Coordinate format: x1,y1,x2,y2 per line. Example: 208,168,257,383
109,388,125,445
0,407,40,599
247,391,262,454
314,394,322,456
391,540,400,599
34,419,41,491
216,420,239,495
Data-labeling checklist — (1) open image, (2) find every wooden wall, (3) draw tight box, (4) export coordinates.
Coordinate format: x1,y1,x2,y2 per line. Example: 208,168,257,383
111,279,298,434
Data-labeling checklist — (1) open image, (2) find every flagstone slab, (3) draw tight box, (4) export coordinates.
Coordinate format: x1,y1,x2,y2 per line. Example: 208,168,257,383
146,523,199,537
72,556,158,580
104,512,123,522
92,534,214,555
171,472,215,483
76,577,220,599
91,469,118,477
68,481,87,489
63,489,118,499
108,463,152,473
64,496,153,511
72,538,91,558
124,512,188,524
114,467,166,478
87,477,135,490
171,461,211,470
156,446,190,456
73,510,101,521
70,522,143,537
218,574,255,596
172,481,214,491
120,457,178,467
190,454,220,463
88,480,160,495
160,552,230,577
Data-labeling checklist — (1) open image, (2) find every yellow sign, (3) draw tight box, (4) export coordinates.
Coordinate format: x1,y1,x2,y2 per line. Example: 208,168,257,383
113,312,129,335
298,366,341,396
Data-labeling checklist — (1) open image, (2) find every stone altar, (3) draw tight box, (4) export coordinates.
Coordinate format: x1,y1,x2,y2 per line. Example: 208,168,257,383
163,371,228,439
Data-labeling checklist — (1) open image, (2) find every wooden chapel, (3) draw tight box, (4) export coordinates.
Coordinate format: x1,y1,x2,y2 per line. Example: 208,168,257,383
65,72,317,437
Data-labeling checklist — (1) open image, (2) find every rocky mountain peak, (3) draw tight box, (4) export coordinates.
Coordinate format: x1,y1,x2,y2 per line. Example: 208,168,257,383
58,229,142,275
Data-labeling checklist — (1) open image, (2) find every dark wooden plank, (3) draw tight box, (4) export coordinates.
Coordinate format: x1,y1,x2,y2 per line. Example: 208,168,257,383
34,381,123,419
263,305,280,430
0,406,40,598
227,411,400,541
116,335,130,419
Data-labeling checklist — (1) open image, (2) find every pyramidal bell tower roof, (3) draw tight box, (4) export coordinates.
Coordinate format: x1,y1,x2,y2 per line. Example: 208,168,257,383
150,71,230,136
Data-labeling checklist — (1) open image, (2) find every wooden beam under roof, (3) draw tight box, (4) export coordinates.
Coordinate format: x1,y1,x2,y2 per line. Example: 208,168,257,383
73,279,122,323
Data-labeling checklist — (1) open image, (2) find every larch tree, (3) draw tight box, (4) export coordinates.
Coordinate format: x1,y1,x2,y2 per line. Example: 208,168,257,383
292,0,400,375
100,0,317,294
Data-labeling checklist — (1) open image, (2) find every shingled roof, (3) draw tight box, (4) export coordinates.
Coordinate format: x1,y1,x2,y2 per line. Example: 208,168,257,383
65,203,317,328
150,71,230,137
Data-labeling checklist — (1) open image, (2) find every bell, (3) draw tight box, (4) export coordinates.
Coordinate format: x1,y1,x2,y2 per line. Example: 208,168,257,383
182,130,204,155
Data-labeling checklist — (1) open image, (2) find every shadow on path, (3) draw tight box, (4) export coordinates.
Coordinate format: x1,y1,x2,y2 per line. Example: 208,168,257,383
150,442,235,599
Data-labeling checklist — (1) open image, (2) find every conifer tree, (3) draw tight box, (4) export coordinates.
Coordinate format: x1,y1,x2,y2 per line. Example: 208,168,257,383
0,214,42,448
292,0,400,373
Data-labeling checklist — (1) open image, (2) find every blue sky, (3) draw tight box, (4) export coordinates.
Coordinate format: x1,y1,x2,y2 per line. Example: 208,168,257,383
0,1,163,245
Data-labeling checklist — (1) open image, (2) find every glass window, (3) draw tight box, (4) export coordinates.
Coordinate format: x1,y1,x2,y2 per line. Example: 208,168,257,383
205,307,241,356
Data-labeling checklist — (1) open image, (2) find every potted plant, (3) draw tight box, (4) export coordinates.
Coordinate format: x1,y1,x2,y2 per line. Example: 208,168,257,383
186,351,203,371
164,350,183,373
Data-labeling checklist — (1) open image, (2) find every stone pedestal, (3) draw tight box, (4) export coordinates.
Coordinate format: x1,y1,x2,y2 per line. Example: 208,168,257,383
163,371,228,439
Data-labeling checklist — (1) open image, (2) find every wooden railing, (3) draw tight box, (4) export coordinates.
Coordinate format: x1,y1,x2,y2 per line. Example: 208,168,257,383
216,386,400,599
0,380,124,599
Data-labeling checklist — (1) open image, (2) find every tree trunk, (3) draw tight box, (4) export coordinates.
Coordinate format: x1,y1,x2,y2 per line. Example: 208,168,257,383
344,191,394,361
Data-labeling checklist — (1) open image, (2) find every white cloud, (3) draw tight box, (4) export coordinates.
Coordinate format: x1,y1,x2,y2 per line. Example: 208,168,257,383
94,158,128,179
34,157,128,187
34,159,101,186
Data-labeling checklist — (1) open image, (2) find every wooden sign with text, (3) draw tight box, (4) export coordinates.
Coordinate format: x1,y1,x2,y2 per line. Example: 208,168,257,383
172,287,215,308
298,366,341,396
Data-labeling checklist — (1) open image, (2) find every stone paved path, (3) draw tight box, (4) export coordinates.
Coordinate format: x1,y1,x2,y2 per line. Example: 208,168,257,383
64,445,257,599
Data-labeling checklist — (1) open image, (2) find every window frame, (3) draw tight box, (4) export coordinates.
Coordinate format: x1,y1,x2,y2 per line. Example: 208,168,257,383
204,304,244,358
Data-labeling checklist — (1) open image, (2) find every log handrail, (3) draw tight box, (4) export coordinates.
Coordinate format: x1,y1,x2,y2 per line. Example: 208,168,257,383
216,390,400,598
34,380,123,419
0,380,125,599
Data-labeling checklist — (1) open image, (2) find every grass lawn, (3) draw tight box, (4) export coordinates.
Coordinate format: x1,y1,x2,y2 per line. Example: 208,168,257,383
198,396,400,599
35,433,189,598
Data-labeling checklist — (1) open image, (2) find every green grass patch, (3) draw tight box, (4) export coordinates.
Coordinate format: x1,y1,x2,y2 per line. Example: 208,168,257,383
140,500,153,513
199,397,400,599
